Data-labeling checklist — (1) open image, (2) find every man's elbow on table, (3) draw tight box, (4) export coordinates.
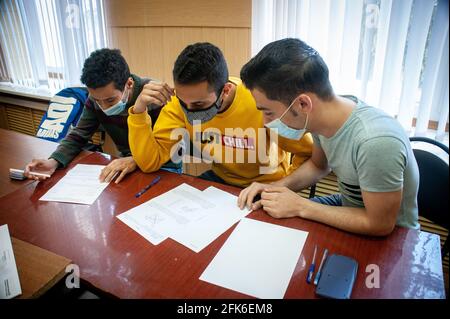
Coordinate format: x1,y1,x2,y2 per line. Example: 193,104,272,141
361,189,402,236
363,205,398,237
133,155,164,173
365,218,397,237
128,136,165,173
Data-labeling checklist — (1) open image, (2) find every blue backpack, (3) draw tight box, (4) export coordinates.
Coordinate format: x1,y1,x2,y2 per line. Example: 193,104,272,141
36,87,88,142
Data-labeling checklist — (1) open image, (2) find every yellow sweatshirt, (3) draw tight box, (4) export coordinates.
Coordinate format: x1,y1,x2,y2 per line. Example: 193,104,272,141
128,77,313,187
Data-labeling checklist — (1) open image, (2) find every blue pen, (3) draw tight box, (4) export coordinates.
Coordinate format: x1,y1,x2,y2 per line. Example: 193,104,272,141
306,245,317,284
313,248,328,285
135,176,161,198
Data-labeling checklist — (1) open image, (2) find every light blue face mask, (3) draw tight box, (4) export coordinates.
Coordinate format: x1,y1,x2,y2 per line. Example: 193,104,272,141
100,87,129,116
265,98,309,140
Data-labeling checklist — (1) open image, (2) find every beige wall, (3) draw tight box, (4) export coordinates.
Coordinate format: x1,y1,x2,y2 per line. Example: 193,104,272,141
105,0,252,84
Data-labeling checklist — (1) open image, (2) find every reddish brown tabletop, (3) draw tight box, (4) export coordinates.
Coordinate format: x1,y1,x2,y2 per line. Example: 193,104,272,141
0,128,89,198
0,152,445,299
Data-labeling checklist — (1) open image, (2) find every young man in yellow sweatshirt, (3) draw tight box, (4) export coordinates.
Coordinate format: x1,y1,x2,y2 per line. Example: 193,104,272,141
127,42,313,187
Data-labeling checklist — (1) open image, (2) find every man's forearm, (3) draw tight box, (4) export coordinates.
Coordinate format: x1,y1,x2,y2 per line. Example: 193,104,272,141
299,201,392,236
128,107,171,172
274,158,330,191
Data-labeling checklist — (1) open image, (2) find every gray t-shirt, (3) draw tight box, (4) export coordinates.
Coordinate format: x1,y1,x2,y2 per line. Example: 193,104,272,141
312,96,420,229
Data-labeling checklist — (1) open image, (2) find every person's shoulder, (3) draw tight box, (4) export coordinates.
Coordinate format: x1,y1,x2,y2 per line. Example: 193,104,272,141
232,77,256,104
229,76,242,86
84,97,94,109
131,73,144,82
351,103,406,141
79,98,100,119
358,135,408,163
131,74,154,94
139,76,151,86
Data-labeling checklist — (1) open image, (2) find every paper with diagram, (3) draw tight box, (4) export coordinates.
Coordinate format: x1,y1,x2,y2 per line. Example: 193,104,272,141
116,184,249,251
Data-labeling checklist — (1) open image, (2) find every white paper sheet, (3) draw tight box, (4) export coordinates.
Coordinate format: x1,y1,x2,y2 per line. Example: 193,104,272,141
202,186,250,214
116,184,250,252
39,164,109,205
116,209,168,245
169,187,250,252
0,224,22,299
200,218,308,299
116,183,214,245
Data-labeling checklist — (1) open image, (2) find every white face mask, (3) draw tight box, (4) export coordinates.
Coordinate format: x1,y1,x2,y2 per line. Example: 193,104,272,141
265,98,309,140
98,86,129,116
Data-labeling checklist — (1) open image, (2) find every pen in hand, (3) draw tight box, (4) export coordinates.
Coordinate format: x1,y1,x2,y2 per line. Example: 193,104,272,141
135,176,161,198
306,244,317,284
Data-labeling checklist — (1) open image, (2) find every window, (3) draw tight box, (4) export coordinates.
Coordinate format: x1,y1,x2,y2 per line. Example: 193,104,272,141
0,0,107,95
252,0,449,144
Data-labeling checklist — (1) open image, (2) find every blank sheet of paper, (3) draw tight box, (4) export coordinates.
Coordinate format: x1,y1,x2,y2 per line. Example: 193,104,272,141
200,218,308,299
39,164,109,205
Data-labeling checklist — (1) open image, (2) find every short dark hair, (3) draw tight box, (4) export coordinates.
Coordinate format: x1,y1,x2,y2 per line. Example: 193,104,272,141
173,42,228,96
80,48,130,90
240,38,334,105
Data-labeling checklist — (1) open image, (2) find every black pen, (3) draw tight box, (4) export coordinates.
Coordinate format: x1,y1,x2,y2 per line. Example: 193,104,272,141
135,176,161,198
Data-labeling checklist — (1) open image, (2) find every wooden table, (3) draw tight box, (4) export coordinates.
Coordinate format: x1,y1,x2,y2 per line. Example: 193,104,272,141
0,151,445,299
12,237,72,298
0,128,89,198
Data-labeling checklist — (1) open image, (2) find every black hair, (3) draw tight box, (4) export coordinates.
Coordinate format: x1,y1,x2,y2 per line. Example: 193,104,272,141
240,38,334,105
173,42,228,96
80,48,130,90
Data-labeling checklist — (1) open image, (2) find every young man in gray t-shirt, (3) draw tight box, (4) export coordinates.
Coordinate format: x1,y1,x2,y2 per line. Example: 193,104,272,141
237,38,419,236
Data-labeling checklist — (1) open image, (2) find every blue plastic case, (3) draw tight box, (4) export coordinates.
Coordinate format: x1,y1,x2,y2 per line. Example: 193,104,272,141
315,254,358,299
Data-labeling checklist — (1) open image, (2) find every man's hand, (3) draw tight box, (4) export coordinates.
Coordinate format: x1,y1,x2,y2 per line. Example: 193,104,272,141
24,158,58,181
238,182,273,210
99,156,137,184
260,185,307,218
133,82,174,114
